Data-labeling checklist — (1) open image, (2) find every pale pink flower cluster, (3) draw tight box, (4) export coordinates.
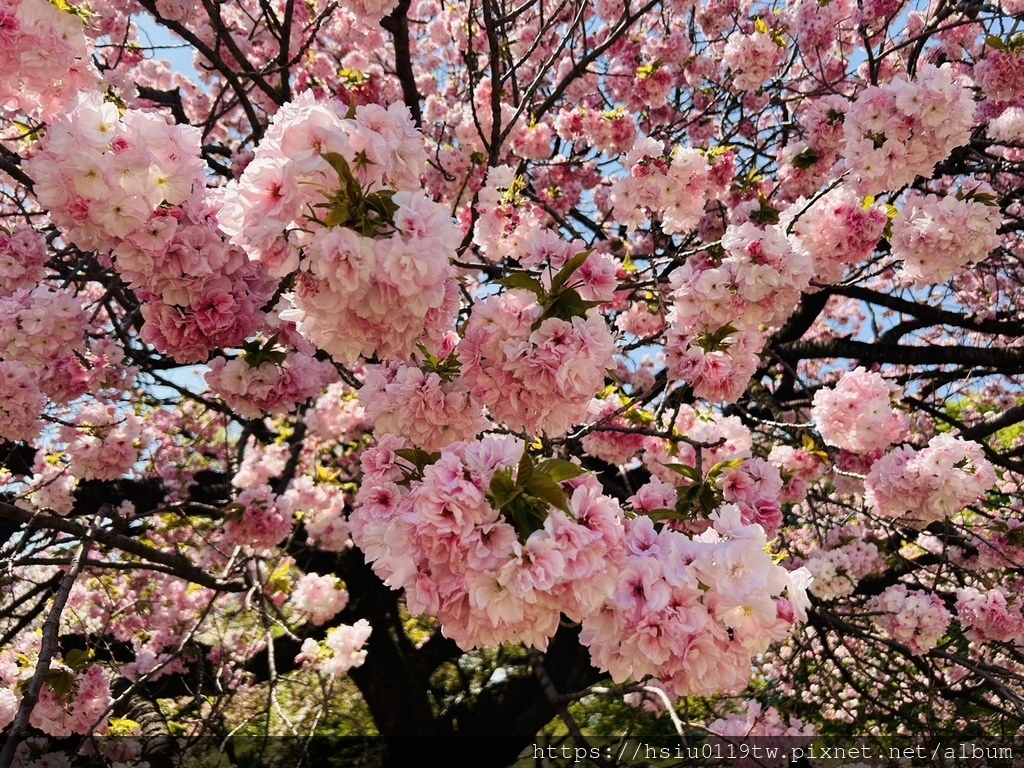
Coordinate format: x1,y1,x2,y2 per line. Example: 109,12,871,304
0,286,91,406
580,506,811,699
0,0,98,120
282,195,460,363
472,165,544,261
715,458,785,538
610,138,712,234
29,664,112,738
0,226,46,296
26,93,205,253
989,106,1024,143
581,394,648,466
222,487,295,551
709,701,815,737
974,49,1024,102
460,289,616,436
665,327,764,403
956,587,1024,643
359,359,489,451
811,367,909,454
804,525,887,600
789,188,888,284
26,94,272,363
787,0,854,56
511,120,555,160
0,360,46,442
61,405,145,482
206,351,338,419
296,618,372,677
671,223,812,336
890,190,1001,285
842,64,976,194
290,572,349,626
553,107,638,155
283,476,351,552
722,29,784,92
870,584,952,654
352,437,809,694
667,224,811,402
221,94,457,363
767,445,827,503
306,381,369,442
341,0,398,22
352,436,624,650
865,434,996,525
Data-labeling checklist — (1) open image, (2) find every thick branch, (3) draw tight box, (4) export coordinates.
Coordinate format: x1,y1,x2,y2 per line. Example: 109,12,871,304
380,0,422,126
0,532,92,768
773,337,1024,369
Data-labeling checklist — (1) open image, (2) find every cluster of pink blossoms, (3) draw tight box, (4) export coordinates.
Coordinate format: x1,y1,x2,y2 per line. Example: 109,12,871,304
0,226,46,295
0,0,97,120
721,27,784,92
28,664,112,738
974,48,1024,103
25,94,273,362
352,436,810,697
0,285,86,441
205,350,339,420
890,189,1001,285
810,367,909,454
801,523,887,601
788,188,888,284
842,64,975,194
59,405,146,482
289,572,349,626
222,487,295,552
220,94,459,363
667,223,812,402
870,584,952,654
956,587,1024,643
296,619,372,677
610,137,713,234
460,289,616,436
351,436,622,649
580,506,810,699
359,357,489,452
767,445,827,504
581,394,649,466
865,434,996,525
553,106,638,155
709,701,815,737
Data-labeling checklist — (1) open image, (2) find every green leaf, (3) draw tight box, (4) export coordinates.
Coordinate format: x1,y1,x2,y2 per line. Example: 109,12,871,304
498,273,546,296
394,448,441,471
325,201,351,228
488,469,520,510
662,462,702,483
64,649,93,672
706,457,746,480
791,147,819,170
535,288,603,328
536,459,587,483
987,35,1006,50
45,669,76,698
646,508,686,523
549,249,593,294
321,151,361,202
523,475,571,513
516,449,535,486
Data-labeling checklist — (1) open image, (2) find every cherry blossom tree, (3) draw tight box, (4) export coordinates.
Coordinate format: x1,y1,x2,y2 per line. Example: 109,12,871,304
0,0,1023,764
